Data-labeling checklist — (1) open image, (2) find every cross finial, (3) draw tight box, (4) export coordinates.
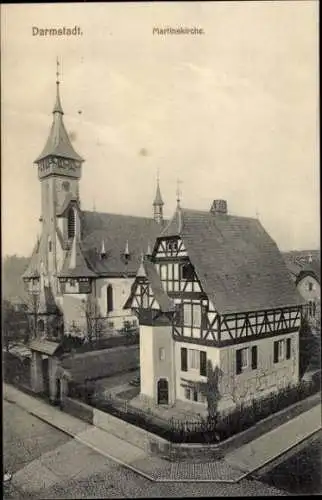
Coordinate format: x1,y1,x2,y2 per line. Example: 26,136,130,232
157,168,160,184
176,179,182,208
56,57,60,85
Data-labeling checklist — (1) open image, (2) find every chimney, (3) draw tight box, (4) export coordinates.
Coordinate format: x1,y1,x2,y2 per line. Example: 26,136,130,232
210,199,228,215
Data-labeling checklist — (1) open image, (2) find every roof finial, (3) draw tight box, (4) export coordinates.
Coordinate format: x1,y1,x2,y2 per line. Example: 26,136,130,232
176,179,182,208
53,57,64,114
124,240,130,257
56,56,60,85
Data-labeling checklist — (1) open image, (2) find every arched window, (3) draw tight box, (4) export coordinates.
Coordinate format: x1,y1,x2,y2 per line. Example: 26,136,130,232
67,208,76,239
38,319,45,333
107,285,113,313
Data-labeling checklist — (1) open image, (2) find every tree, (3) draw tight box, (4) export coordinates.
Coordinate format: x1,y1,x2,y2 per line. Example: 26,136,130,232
2,299,29,351
84,294,105,344
198,360,222,423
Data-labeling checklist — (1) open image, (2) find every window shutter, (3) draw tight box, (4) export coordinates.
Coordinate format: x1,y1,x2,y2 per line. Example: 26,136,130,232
200,351,207,376
236,349,242,375
286,338,291,359
181,347,187,372
273,341,279,363
251,346,258,369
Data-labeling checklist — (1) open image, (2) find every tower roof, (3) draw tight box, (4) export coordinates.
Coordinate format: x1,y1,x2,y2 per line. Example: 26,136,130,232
35,79,83,163
58,235,97,278
153,180,164,206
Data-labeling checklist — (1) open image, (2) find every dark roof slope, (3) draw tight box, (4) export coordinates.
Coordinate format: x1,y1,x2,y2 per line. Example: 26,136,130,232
35,85,83,163
143,260,175,312
58,237,97,278
160,208,304,314
81,211,163,276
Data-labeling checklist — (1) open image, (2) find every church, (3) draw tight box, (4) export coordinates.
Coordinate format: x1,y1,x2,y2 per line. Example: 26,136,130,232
22,69,166,396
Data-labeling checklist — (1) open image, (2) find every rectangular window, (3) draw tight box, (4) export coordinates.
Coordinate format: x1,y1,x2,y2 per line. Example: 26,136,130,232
188,349,200,370
184,387,191,400
160,264,167,281
251,346,258,370
274,339,286,363
180,262,194,280
308,282,313,291
200,350,207,376
181,347,187,372
183,302,202,331
183,303,192,326
159,347,165,361
193,390,198,402
236,348,248,374
286,338,291,359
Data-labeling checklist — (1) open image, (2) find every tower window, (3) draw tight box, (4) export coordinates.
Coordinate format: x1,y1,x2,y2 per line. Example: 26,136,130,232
48,240,52,252
107,285,113,313
67,208,76,239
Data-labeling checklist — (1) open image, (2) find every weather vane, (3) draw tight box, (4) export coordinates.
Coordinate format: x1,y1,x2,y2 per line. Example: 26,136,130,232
176,179,182,208
56,57,60,85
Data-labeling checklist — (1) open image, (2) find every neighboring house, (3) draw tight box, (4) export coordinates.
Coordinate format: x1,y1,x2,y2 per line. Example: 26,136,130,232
125,201,305,413
284,255,320,329
21,72,166,401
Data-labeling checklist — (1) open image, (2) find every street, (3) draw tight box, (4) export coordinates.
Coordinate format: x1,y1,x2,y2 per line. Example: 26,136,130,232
3,399,286,498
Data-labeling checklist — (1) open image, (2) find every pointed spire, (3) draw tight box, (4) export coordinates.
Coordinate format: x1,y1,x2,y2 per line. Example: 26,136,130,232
136,253,147,278
146,241,152,257
153,170,164,206
100,239,106,258
153,170,164,224
34,58,83,163
124,240,130,257
53,57,64,114
176,179,182,209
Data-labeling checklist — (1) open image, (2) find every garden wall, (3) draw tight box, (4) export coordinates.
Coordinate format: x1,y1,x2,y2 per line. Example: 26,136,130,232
93,407,172,456
63,396,94,424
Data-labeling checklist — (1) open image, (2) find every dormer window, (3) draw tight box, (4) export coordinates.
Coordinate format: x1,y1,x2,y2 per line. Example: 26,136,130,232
67,207,76,239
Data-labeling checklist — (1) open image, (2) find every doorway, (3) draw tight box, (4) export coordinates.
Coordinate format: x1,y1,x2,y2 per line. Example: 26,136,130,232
157,378,169,405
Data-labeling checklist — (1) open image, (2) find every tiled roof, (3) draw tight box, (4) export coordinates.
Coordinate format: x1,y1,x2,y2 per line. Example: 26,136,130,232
56,193,79,216
38,283,60,314
29,339,61,356
81,211,164,276
22,239,41,279
143,260,175,312
58,237,97,278
159,207,304,314
153,181,164,206
35,85,83,163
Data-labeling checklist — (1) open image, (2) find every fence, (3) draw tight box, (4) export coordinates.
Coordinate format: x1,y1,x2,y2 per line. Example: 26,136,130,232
67,376,320,444
61,331,139,354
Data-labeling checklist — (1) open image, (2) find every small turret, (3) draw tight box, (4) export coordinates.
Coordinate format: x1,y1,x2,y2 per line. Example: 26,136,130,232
153,174,164,224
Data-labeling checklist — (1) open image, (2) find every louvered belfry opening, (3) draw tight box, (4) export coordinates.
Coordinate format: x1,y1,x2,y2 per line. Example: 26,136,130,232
67,207,76,239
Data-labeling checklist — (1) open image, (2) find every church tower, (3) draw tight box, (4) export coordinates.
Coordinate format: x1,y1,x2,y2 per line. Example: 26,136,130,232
153,175,164,224
32,60,84,295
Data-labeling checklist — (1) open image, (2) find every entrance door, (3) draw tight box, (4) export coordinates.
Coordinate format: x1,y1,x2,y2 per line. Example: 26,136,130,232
157,378,169,405
42,357,50,396
56,378,61,405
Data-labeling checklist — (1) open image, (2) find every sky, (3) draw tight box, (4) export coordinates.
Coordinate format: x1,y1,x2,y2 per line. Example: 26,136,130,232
1,1,319,257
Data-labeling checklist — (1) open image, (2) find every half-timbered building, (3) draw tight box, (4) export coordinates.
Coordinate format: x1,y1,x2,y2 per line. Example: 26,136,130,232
125,200,305,412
